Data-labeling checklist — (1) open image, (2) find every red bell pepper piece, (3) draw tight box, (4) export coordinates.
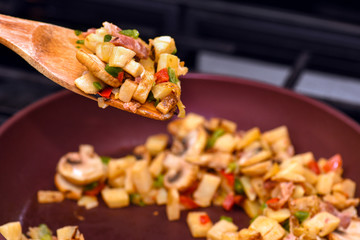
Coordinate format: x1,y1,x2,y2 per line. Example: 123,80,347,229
220,170,235,187
307,160,320,174
233,195,244,205
181,181,199,196
155,68,169,83
266,198,280,205
180,195,199,209
117,71,124,83
98,87,113,99
323,154,342,173
222,193,235,211
199,215,211,224
84,182,106,196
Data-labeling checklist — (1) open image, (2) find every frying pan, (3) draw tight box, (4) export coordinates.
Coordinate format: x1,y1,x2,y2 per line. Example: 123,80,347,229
1,73,360,239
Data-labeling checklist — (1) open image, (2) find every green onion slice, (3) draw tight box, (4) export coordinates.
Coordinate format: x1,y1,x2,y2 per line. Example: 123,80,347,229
234,178,245,195
227,162,237,173
100,156,111,164
93,82,103,90
74,30,82,36
104,34,112,42
105,64,123,78
294,211,309,223
282,219,290,232
206,128,225,149
76,40,84,44
130,193,146,206
153,174,164,188
120,29,139,39
220,216,233,222
84,182,98,191
172,48,177,55
168,67,179,84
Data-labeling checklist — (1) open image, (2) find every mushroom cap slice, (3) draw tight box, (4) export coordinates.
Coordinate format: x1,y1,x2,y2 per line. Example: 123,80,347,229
57,145,105,185
184,126,208,164
54,173,82,200
163,153,198,191
76,49,121,87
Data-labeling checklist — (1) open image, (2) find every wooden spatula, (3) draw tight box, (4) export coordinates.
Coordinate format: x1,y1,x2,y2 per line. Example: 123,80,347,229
0,14,174,120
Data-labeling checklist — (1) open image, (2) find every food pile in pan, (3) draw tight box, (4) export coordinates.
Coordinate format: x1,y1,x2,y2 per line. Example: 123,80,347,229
73,22,187,117
23,113,360,240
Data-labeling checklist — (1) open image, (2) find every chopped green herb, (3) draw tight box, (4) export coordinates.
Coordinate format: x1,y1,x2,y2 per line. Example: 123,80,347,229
104,34,112,42
74,30,82,36
39,224,52,240
100,156,111,164
84,181,98,191
147,92,160,106
227,162,237,173
120,29,139,39
76,40,84,44
130,193,146,206
172,48,177,55
294,211,309,223
105,64,123,77
261,203,267,210
282,219,290,232
234,178,244,195
76,46,81,49
153,174,164,188
220,216,233,222
168,67,179,84
206,128,225,149
93,82,103,90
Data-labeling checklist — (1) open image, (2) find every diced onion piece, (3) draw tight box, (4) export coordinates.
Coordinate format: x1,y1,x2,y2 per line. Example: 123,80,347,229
96,42,114,62
151,82,179,100
74,72,105,94
123,59,144,77
77,196,99,209
157,53,188,76
97,97,108,109
109,46,136,68
177,100,186,118
119,80,138,102
166,188,180,221
156,188,168,205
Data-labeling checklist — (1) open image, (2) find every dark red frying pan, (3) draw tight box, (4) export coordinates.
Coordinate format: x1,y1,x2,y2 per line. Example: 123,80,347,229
1,73,360,239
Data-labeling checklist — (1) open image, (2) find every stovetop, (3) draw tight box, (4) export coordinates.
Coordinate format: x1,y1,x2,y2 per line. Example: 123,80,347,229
1,0,360,125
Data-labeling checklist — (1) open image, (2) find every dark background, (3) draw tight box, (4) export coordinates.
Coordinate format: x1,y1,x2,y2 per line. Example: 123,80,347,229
2,0,360,124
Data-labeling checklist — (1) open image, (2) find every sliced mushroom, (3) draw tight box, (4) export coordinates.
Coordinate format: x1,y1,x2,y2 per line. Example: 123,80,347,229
76,49,121,87
198,152,233,170
54,173,82,200
133,145,151,163
57,144,105,185
163,153,198,191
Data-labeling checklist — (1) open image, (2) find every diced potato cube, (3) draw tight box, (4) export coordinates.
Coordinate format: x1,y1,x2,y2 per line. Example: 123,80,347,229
302,168,318,185
108,175,125,188
249,216,285,240
84,33,104,53
288,195,321,216
333,179,356,198
96,42,114,62
74,72,105,94
156,93,178,114
119,80,138,103
239,150,272,167
240,176,257,201
187,212,213,238
166,188,180,221
153,36,176,61
95,27,108,38
193,174,221,207
272,162,305,182
237,127,261,150
101,188,129,208
37,190,64,204
156,188,168,205
242,199,261,219
241,160,272,177
292,184,305,199
220,119,237,133
140,58,155,74
262,126,289,144
157,53,179,71
151,82,179,100
77,195,98,209
108,155,136,180
323,192,360,210
109,46,136,68
213,133,236,153
222,232,239,240
149,152,166,177
263,163,280,180
288,152,315,166
131,160,153,195
0,222,22,240
124,168,135,193
123,59,144,77
303,212,340,237
316,172,337,195
183,113,206,131
132,71,155,104
57,226,83,240
264,208,290,222
145,134,169,156
238,228,262,240
207,220,238,240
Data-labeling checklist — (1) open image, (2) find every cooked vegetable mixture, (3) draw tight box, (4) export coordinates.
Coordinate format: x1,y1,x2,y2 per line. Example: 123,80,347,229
42,113,359,239
0,222,84,240
74,22,187,116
